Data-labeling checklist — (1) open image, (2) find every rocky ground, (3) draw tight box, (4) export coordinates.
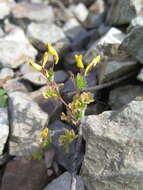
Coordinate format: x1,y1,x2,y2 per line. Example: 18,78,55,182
0,0,143,189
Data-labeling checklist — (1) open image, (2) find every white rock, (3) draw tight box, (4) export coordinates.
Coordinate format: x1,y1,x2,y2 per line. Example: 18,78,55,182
0,2,10,19
137,68,143,82
0,107,9,155
8,91,49,156
0,68,14,80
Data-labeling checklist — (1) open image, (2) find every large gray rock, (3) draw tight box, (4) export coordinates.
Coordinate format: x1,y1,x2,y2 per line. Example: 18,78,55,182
0,27,37,69
106,0,143,25
44,172,85,190
121,26,143,64
0,107,9,155
81,99,143,190
27,22,67,44
109,85,143,109
11,2,54,23
8,91,48,156
0,2,10,19
84,28,126,63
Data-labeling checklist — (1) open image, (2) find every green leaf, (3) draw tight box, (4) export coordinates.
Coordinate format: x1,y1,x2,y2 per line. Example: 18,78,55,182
0,95,8,108
46,70,54,82
0,89,7,96
75,73,87,90
32,150,43,160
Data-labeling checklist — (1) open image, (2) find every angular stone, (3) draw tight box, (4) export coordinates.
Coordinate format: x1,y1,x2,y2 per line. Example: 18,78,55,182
0,68,14,80
89,0,105,14
63,18,86,40
109,85,143,109
0,107,9,155
0,2,10,19
8,91,48,156
121,26,143,64
1,157,49,190
54,70,69,83
27,22,67,44
0,27,37,69
84,28,126,63
137,68,143,82
11,2,54,23
106,0,143,25
44,172,85,190
81,99,143,190
23,71,47,86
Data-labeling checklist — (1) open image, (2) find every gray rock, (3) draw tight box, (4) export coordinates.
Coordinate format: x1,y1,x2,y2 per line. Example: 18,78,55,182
27,22,67,44
0,68,14,80
20,63,34,75
23,71,47,86
44,172,85,190
0,2,10,19
63,18,86,40
137,68,143,82
70,3,88,23
0,27,37,69
8,91,48,156
84,28,126,63
109,85,143,109
11,2,54,23
81,99,143,190
89,0,105,14
0,28,4,37
106,0,143,25
0,107,9,155
121,26,143,64
54,70,69,83
129,16,143,30
97,53,137,83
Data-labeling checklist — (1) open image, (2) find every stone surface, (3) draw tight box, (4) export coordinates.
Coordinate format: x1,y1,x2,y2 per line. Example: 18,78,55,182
84,28,126,63
81,99,143,190
23,71,47,86
11,2,54,23
106,0,143,25
0,107,9,155
63,18,86,40
109,85,143,109
0,27,37,69
54,70,69,83
0,68,14,80
137,68,143,82
121,26,143,64
0,2,10,19
1,157,49,190
8,91,48,156
20,62,34,74
27,22,67,44
44,172,85,190
70,3,88,23
89,0,105,14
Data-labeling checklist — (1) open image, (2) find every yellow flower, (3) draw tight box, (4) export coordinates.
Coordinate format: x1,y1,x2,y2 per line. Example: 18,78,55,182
42,52,48,68
84,56,101,76
47,43,59,64
39,128,49,143
75,55,84,69
29,60,42,71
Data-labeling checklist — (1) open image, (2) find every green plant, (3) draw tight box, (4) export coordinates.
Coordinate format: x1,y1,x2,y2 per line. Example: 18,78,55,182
0,89,8,108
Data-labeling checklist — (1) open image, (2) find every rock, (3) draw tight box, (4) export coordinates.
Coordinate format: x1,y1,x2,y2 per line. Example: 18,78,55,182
97,52,137,83
8,91,48,156
48,120,83,172
44,172,85,190
11,2,54,23
63,18,86,40
27,22,67,45
84,28,126,63
3,78,29,93
0,2,10,19
20,63,34,75
54,70,69,83
137,68,143,82
129,16,143,31
0,28,4,37
0,107,9,155
23,71,47,86
81,99,143,190
109,85,143,109
89,0,105,14
0,68,14,80
70,3,88,23
0,27,37,69
0,153,9,166
106,0,143,25
121,26,143,64
30,88,63,122
1,157,49,190
62,0,94,7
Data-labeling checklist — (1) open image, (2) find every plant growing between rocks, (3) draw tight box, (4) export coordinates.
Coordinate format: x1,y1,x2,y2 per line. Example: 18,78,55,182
28,43,100,189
